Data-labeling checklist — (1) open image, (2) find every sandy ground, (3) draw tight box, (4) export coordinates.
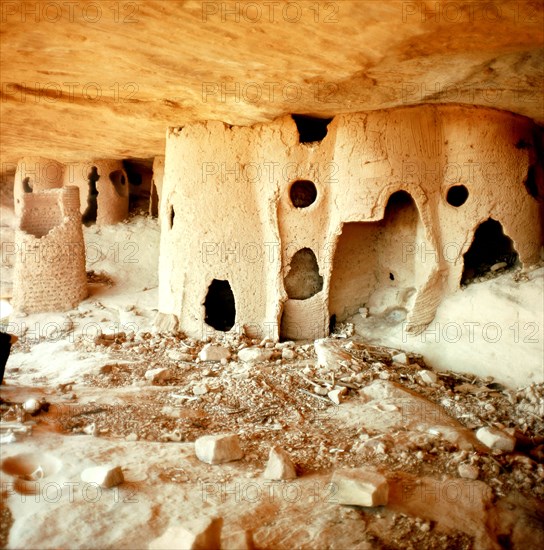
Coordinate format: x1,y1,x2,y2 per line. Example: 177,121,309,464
1,200,543,549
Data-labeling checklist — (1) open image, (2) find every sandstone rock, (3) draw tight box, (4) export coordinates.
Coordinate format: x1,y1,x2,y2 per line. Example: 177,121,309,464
192,384,208,396
476,427,516,452
418,370,438,384
81,465,124,488
195,434,244,464
154,312,179,334
238,347,273,363
145,368,172,384
282,348,296,360
328,387,348,405
168,350,193,362
22,398,40,414
263,445,297,480
391,352,408,365
148,517,223,550
458,463,479,480
314,339,352,371
332,469,389,507
198,344,231,362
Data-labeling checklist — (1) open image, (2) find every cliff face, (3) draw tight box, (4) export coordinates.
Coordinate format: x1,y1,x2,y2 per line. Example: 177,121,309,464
1,1,543,171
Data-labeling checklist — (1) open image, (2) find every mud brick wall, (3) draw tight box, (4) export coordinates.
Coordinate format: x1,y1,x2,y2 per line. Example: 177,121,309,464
158,105,543,341
13,187,88,312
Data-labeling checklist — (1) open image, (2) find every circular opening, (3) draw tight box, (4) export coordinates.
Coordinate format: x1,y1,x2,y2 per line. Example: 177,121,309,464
290,180,317,208
446,185,469,207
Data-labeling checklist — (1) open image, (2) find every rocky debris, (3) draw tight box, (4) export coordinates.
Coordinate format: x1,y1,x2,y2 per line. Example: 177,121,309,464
332,468,389,507
154,312,179,334
192,384,208,396
263,445,297,480
198,344,231,362
145,368,173,384
476,426,516,452
149,517,223,550
328,387,348,405
195,434,244,464
458,463,479,479
167,350,194,362
81,465,124,488
418,370,438,385
391,352,408,365
314,339,353,371
281,348,296,360
237,347,273,363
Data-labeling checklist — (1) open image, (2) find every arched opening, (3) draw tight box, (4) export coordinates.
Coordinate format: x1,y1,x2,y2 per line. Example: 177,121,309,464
290,180,317,208
82,166,99,226
461,219,519,285
22,177,33,193
204,279,236,331
292,115,332,143
329,190,429,322
284,248,323,299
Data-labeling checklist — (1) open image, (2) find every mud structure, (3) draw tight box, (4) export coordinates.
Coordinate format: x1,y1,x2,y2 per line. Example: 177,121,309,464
158,105,543,340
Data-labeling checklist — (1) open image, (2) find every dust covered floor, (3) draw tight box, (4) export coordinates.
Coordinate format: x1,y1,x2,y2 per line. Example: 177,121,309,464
0,213,543,549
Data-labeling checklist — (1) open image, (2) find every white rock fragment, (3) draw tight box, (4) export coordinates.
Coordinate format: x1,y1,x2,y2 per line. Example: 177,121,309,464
314,339,352,371
332,469,389,507
168,350,193,362
154,312,179,334
328,387,347,405
359,307,368,318
263,445,297,480
0,431,17,444
476,426,516,452
391,352,408,365
418,370,438,384
149,517,223,550
458,463,479,479
195,434,244,464
145,368,172,384
490,261,507,272
22,398,41,414
238,347,273,363
192,384,208,396
81,465,124,488
282,348,296,360
198,344,231,362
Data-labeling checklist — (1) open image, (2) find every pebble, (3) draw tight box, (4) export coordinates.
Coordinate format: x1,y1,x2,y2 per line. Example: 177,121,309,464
195,434,244,464
22,398,41,414
81,465,124,488
149,517,223,550
192,384,209,396
418,370,438,384
282,348,296,360
458,463,479,479
238,347,273,363
391,352,408,365
332,469,389,507
198,344,231,362
476,426,516,452
490,262,507,272
328,387,348,405
144,368,172,384
263,445,297,480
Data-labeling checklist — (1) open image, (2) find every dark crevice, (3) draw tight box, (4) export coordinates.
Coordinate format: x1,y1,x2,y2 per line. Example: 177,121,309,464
204,279,236,331
292,115,332,143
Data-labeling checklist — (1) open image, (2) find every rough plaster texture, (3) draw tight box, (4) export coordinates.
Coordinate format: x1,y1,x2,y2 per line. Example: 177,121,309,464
157,105,542,341
12,187,88,312
13,158,129,226
150,156,165,218
62,160,129,226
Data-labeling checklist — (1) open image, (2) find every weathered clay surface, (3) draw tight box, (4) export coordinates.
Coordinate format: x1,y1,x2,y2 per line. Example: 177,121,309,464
158,105,542,340
0,1,542,170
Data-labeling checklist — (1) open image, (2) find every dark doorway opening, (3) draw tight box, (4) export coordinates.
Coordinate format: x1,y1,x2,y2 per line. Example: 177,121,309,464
82,166,100,226
461,219,519,284
292,115,333,143
204,279,236,331
22,177,33,193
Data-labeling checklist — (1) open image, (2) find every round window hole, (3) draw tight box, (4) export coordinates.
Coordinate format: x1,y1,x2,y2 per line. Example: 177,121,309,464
446,185,469,207
290,180,317,208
